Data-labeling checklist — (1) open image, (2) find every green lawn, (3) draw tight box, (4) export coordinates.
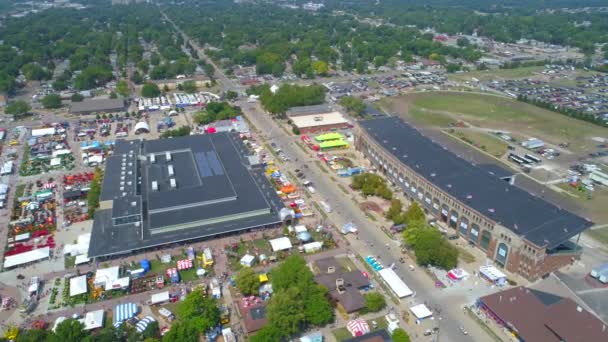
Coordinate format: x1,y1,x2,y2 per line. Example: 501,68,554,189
447,66,544,82
383,92,608,154
446,129,509,158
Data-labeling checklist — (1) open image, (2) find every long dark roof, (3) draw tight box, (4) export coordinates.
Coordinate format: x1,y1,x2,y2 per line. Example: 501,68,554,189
70,98,126,113
89,133,284,258
360,117,593,248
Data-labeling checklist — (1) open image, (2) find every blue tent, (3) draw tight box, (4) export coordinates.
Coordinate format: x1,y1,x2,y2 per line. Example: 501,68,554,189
297,232,313,242
113,303,138,324
140,259,150,272
135,316,156,333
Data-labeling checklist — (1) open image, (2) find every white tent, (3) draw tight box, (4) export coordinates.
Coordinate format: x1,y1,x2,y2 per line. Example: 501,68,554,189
150,291,170,305
303,241,323,253
95,266,130,290
32,127,56,137
3,247,50,268
134,122,150,134
63,233,91,256
378,268,413,298
410,304,433,320
50,158,61,167
294,225,308,233
479,265,507,285
79,310,104,330
75,254,90,265
270,237,293,252
240,254,255,267
70,275,88,297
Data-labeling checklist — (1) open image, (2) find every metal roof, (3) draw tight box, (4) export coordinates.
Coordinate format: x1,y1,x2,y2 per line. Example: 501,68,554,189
360,117,593,249
70,98,126,113
89,133,283,258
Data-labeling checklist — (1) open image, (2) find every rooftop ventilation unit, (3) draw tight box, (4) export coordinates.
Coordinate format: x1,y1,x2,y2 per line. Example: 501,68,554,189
166,152,172,161
170,178,176,189
152,181,158,191
168,165,174,176
150,154,156,163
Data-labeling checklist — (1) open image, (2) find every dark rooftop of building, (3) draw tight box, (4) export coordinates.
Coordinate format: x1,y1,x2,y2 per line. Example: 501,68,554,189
287,104,333,117
344,330,392,342
238,301,268,333
70,98,126,113
360,117,593,249
480,286,608,342
89,133,284,258
314,257,370,313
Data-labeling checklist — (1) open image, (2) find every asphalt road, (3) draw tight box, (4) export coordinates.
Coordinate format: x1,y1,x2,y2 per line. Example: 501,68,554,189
238,100,485,342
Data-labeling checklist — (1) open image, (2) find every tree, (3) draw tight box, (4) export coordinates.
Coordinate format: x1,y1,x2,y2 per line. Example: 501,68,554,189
141,83,160,98
5,100,31,119
15,328,48,342
339,96,365,116
132,71,144,85
141,321,160,340
363,292,386,312
292,126,300,135
392,328,411,342
456,37,470,47
53,80,68,91
109,91,118,99
116,80,129,97
303,285,333,326
225,90,238,101
312,60,329,76
403,202,425,224
181,80,197,93
162,321,198,342
250,325,284,342
87,168,103,218
235,267,260,296
71,93,84,102
267,287,305,336
161,126,191,138
175,289,220,334
271,255,314,292
49,319,86,342
386,199,403,222
41,94,63,109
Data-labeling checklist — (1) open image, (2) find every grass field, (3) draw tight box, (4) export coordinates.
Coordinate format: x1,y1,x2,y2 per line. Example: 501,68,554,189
381,91,608,154
447,66,544,82
445,128,509,158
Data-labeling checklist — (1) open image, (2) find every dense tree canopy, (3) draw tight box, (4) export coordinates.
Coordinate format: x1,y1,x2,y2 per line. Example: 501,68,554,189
5,100,31,119
254,84,326,114
193,102,241,125
351,173,393,200
252,256,333,340
235,267,260,296
141,83,161,98
41,94,62,109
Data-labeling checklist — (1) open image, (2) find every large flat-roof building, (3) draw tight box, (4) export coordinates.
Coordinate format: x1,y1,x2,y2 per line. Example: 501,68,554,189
287,105,350,134
356,117,593,280
88,133,285,258
70,98,126,115
478,286,608,342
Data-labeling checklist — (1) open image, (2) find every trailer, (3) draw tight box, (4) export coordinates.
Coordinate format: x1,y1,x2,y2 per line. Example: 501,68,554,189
523,153,541,164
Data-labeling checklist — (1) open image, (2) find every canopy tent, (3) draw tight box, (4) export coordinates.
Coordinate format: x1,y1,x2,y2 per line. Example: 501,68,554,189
4,247,50,268
79,310,104,330
378,268,413,298
447,268,469,281
294,225,308,233
135,316,156,333
28,277,39,294
134,122,150,134
303,241,323,253
341,222,358,234
113,303,138,324
95,266,130,290
410,304,433,320
63,233,91,257
150,291,170,305
479,265,507,286
270,237,293,252
240,254,255,267
70,275,88,297
177,259,192,270
347,319,370,337
297,232,312,242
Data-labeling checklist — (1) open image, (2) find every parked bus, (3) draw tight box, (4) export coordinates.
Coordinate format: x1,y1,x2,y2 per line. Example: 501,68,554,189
523,153,541,164
508,153,527,165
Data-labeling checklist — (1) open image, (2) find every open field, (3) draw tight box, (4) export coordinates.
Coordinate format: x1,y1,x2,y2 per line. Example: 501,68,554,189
381,91,608,154
445,128,509,158
447,66,545,82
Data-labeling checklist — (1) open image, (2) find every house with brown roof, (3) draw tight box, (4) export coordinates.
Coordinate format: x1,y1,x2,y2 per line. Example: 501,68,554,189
237,301,268,334
478,286,608,342
314,257,370,313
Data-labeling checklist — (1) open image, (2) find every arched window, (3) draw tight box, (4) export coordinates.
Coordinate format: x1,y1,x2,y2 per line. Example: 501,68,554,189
459,217,469,236
480,230,491,250
496,242,509,267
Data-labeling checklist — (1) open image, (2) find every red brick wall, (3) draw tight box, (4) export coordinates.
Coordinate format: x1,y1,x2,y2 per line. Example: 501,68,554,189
299,123,349,134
